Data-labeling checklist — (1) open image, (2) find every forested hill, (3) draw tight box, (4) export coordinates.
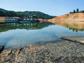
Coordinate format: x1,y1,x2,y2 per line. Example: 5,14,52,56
0,8,8,12
17,11,55,19
0,8,55,19
0,8,25,17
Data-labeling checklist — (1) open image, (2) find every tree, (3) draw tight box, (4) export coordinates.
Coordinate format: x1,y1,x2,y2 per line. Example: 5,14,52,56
73,10,76,13
70,12,72,14
0,11,5,16
77,8,79,13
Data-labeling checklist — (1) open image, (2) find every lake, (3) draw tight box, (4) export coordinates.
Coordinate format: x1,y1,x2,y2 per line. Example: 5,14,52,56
0,22,84,49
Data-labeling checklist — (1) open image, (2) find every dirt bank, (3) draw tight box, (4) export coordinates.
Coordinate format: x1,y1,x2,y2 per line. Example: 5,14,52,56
48,13,84,23
0,17,5,22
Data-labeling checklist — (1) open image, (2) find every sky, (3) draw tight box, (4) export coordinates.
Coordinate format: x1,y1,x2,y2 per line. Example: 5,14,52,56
0,0,84,16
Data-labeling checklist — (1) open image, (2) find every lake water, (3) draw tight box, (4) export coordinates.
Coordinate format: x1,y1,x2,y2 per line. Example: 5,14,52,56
0,22,84,49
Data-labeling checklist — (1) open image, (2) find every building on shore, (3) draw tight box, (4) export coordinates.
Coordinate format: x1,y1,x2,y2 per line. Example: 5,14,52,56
5,15,39,23
19,15,39,23
5,17,20,22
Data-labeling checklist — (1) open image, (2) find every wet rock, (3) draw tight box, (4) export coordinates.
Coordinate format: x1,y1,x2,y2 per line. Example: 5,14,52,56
0,50,12,56
0,46,4,53
15,47,23,62
17,47,23,55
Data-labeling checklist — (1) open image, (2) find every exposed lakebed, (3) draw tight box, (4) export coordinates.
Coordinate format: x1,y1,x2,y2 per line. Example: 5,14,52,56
0,22,84,49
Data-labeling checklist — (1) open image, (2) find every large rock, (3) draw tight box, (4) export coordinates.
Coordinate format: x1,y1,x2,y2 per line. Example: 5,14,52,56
0,46,4,52
61,37,84,44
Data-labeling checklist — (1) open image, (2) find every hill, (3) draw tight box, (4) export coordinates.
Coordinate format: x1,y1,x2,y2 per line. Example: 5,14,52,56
0,8,8,12
0,8,25,17
0,8,55,19
48,13,84,31
48,13,84,23
17,11,55,19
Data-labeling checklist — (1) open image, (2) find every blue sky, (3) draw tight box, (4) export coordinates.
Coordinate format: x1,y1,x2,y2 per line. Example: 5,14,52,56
0,0,84,16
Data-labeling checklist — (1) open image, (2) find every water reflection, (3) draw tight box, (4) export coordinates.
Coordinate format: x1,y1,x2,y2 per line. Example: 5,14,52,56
0,22,60,49
0,22,53,32
52,21,84,32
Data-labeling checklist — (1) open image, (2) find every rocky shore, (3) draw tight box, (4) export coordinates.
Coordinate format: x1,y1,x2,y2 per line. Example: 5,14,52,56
0,37,84,63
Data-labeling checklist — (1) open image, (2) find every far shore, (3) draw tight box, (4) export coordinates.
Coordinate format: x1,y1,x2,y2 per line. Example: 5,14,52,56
0,36,84,63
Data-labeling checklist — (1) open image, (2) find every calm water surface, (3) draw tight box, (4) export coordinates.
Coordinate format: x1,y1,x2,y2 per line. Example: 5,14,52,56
0,22,84,49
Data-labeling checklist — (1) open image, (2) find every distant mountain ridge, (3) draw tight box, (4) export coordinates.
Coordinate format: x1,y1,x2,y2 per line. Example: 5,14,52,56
0,8,56,19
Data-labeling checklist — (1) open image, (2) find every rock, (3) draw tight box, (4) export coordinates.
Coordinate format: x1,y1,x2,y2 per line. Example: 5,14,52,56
47,61,52,63
1,38,84,63
15,47,23,62
6,50,12,56
0,50,12,56
0,46,4,53
17,47,23,55
30,45,35,50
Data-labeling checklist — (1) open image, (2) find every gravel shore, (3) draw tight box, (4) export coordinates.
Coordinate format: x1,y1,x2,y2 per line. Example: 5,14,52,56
0,37,84,63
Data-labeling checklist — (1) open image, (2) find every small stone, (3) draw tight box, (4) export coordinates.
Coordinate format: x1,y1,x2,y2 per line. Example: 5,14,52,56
44,59,48,62
17,47,23,55
30,45,35,50
36,60,40,62
6,50,12,56
47,61,52,63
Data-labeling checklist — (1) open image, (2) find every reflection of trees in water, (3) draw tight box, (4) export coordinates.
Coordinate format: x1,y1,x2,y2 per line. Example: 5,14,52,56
68,23,84,32
53,20,84,32
69,28,84,32
0,22,53,32
55,21,84,32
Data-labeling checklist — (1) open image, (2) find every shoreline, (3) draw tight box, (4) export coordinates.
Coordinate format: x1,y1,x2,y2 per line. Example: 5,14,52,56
0,36,84,63
2,36,84,50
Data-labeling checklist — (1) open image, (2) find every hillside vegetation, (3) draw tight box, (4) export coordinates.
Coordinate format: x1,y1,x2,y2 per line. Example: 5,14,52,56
0,8,55,19
0,8,25,17
17,11,55,19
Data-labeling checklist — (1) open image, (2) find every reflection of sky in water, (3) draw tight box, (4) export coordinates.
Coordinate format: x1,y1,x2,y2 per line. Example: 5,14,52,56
0,24,84,49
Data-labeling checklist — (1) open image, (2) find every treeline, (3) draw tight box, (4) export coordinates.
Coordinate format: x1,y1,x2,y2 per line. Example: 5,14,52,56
0,8,55,19
70,9,79,13
70,8,84,13
0,11,25,17
17,11,55,19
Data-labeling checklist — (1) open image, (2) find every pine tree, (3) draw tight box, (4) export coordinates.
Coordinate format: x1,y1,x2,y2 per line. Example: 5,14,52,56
77,8,79,13
73,10,76,13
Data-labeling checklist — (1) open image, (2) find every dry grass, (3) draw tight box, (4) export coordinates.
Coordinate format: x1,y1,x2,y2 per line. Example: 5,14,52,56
48,13,84,22
0,17,5,22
